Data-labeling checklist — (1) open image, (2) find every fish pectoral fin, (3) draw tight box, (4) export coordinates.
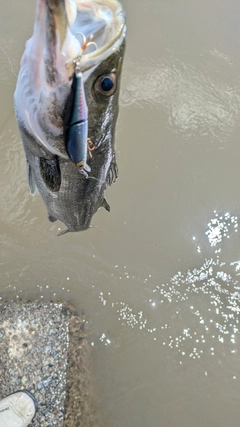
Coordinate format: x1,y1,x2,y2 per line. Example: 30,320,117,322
40,157,61,192
26,162,37,195
106,156,119,186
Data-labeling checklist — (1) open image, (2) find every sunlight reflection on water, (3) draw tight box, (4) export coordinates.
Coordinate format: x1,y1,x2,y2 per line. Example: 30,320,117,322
95,210,240,372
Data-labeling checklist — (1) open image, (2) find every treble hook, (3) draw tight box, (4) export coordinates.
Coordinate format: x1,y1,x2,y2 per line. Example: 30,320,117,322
72,33,98,71
65,33,98,71
76,33,98,54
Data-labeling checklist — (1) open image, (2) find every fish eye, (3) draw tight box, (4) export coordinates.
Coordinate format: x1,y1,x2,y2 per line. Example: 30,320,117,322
94,73,117,98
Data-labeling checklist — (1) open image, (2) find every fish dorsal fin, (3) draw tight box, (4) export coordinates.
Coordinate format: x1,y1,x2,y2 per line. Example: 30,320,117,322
40,157,61,192
26,162,37,195
106,156,118,186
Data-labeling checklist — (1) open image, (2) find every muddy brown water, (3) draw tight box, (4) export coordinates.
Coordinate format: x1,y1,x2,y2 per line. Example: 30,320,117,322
1,0,240,426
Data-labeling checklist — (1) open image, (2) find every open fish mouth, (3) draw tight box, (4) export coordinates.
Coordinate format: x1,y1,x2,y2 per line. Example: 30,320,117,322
63,0,126,74
42,0,126,80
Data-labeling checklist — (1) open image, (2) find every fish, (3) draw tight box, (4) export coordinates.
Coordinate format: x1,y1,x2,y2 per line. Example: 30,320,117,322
14,0,126,234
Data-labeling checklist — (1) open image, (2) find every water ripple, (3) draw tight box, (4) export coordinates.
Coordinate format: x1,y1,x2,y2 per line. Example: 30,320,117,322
121,58,240,141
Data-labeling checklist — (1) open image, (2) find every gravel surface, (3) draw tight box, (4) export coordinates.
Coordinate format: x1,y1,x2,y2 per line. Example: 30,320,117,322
0,301,98,426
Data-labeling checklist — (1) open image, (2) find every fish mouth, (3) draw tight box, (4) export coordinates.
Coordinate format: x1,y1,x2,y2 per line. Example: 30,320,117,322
43,0,126,80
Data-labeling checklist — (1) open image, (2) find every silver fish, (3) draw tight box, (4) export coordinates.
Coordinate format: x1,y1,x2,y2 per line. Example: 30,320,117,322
14,0,126,234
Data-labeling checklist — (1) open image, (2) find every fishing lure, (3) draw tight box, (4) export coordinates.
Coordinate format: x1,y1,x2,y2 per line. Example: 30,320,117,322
66,70,89,170
65,34,97,175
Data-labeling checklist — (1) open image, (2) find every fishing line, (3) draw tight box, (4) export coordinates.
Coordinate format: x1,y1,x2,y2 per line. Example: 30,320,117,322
0,46,18,78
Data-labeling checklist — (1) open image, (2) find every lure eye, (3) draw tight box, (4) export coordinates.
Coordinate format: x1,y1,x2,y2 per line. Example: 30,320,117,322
94,73,117,98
